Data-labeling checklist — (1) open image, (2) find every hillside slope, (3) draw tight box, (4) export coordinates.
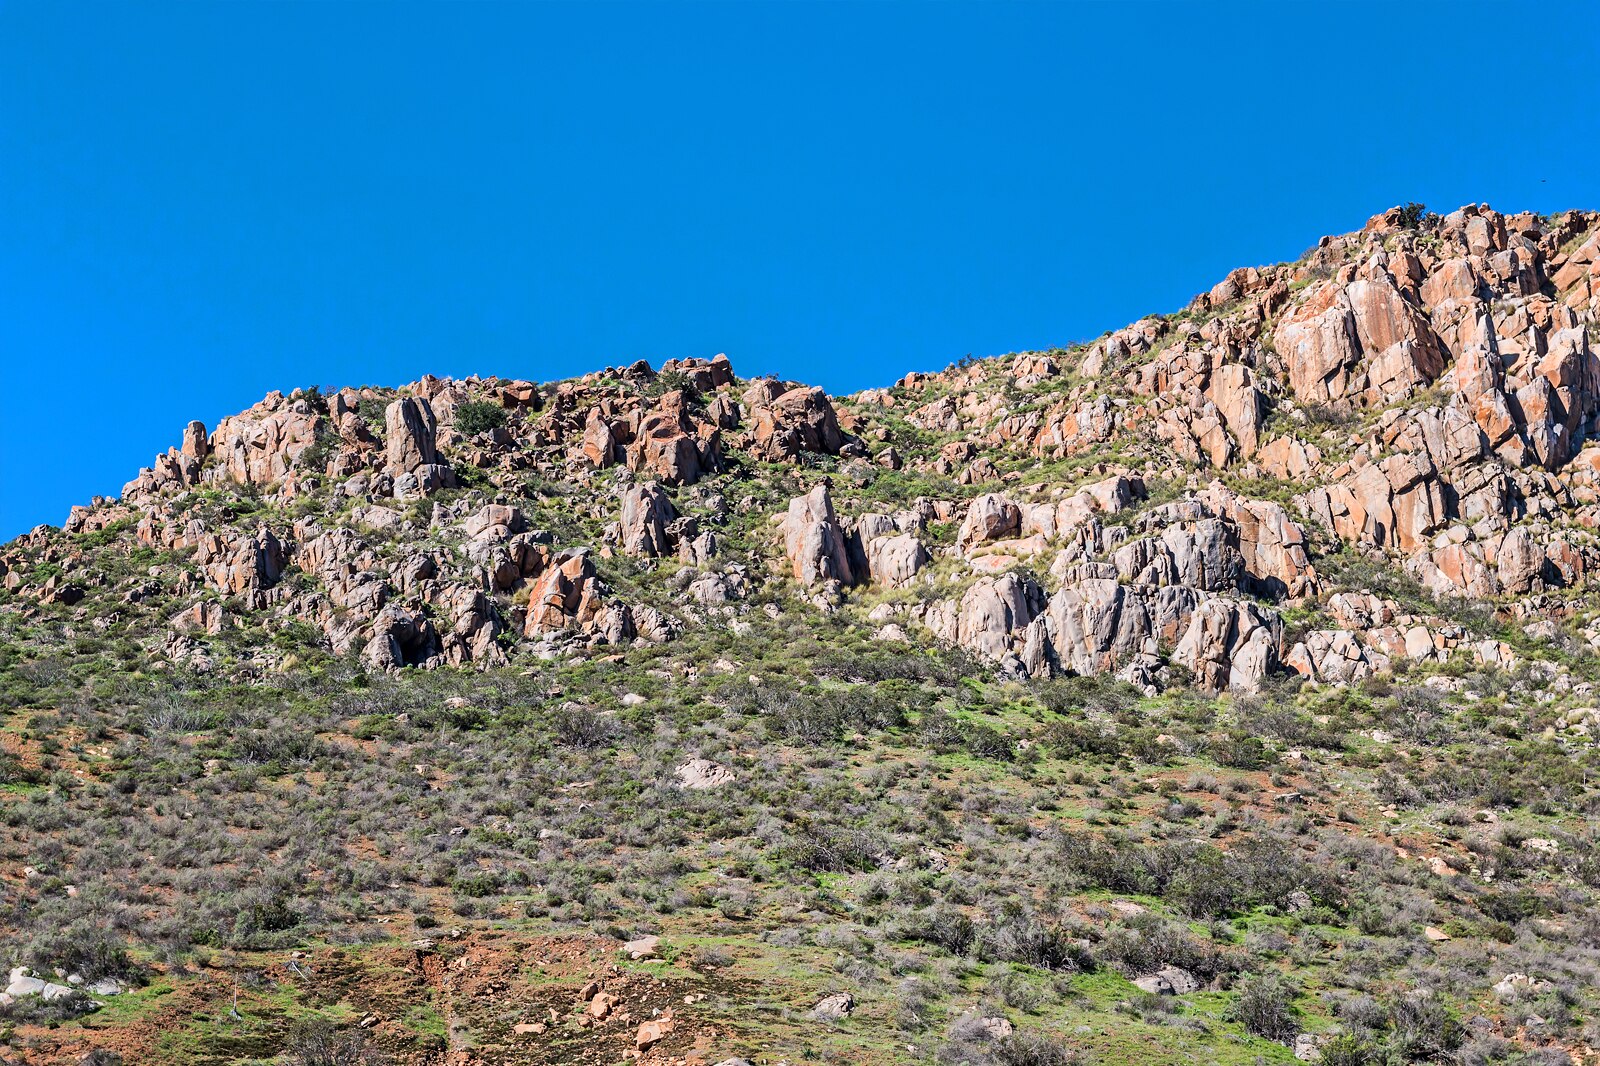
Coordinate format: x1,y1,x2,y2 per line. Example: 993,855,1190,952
2,203,1600,1065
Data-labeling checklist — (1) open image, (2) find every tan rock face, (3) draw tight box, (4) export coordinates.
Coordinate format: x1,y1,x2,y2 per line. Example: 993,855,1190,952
781,485,855,586
1277,282,1361,404
211,395,325,487
362,602,441,671
1199,486,1317,598
864,532,929,589
435,584,505,666
1209,363,1263,457
957,494,1021,554
195,526,286,605
951,573,1041,660
1277,260,1450,409
581,408,618,468
385,397,441,474
629,391,723,486
170,600,225,635
181,420,209,462
618,483,677,558
1286,629,1388,684
523,550,606,636
748,386,845,461
1496,528,1545,594
34,206,1600,701
465,505,525,543
1170,597,1281,692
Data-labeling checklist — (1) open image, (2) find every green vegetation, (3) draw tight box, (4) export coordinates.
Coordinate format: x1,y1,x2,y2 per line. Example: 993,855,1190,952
452,400,508,437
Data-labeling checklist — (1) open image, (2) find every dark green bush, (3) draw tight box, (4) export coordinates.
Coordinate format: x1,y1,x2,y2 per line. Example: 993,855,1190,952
453,400,507,437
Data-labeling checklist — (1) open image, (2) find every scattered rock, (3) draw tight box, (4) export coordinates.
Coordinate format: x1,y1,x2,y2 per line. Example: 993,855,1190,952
5,967,77,1002
1132,966,1200,996
674,758,734,790
811,991,855,1020
623,935,661,961
635,1010,674,1050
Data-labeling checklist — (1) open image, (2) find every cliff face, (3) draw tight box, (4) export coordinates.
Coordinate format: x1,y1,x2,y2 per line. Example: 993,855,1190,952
7,203,1599,696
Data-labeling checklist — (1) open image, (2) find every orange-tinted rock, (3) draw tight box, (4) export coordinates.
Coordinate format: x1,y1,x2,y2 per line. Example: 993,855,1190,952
781,484,855,586
749,386,844,461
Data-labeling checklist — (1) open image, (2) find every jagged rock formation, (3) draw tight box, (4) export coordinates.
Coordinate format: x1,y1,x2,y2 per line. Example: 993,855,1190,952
9,203,1600,693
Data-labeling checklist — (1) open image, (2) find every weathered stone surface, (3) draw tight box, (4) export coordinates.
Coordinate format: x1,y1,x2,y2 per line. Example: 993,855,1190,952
749,386,845,461
362,603,441,671
810,992,855,1021
675,758,734,790
781,484,856,586
210,395,324,487
632,391,722,485
523,550,606,635
863,532,929,588
29,205,1600,714
619,483,678,558
957,494,1021,553
385,397,441,474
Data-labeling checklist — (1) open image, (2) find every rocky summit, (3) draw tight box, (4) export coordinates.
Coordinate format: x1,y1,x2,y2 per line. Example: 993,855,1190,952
5,204,1600,1064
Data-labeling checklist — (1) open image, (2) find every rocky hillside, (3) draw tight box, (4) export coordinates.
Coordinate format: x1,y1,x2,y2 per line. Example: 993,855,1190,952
11,203,1600,697
4,203,1600,1065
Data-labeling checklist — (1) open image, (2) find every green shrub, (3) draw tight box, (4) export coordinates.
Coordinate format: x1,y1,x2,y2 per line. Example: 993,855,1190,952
453,400,507,437
1396,202,1430,229
1231,973,1299,1042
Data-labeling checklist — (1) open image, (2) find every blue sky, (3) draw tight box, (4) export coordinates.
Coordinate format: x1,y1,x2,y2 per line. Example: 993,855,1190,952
2,1,1596,539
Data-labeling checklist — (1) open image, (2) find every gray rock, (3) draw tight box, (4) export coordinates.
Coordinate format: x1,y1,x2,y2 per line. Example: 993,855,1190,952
5,966,77,1001
675,758,734,790
811,991,855,1020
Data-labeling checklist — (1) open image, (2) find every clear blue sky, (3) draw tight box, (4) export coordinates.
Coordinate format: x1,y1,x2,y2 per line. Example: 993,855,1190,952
2,2,1596,539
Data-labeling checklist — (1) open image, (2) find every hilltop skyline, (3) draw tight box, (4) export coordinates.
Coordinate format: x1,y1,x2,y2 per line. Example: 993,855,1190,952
3,1,1597,537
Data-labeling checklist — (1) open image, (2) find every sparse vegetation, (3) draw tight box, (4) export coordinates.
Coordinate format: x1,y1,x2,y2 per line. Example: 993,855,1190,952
4,203,1600,1063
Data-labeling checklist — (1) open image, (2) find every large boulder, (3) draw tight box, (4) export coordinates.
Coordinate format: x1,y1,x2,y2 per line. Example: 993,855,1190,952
781,484,856,586
1112,520,1240,592
464,504,526,544
195,526,287,606
1276,282,1362,404
1496,528,1546,594
211,394,324,486
957,494,1021,553
1210,363,1263,457
1170,597,1281,692
383,396,455,495
619,483,678,558
385,397,441,473
864,532,929,588
631,391,722,485
435,584,505,665
523,550,607,635
361,603,441,671
1286,629,1389,683
749,386,845,461
582,408,619,468
1275,269,1443,406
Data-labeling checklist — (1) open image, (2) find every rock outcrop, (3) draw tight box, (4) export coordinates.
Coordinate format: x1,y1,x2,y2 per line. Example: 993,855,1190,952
16,204,1600,696
780,485,856,587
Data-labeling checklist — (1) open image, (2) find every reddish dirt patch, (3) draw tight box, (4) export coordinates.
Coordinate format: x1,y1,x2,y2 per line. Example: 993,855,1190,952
6,931,752,1066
